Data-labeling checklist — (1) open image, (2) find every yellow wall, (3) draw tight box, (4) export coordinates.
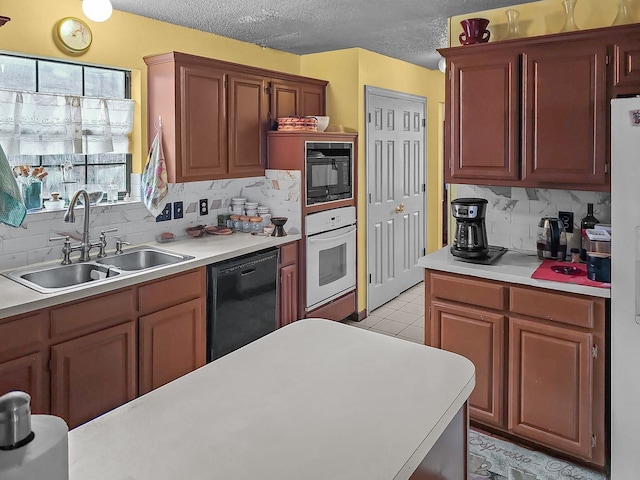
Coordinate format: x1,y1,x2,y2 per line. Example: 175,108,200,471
2,0,446,315
301,49,445,312
449,0,639,44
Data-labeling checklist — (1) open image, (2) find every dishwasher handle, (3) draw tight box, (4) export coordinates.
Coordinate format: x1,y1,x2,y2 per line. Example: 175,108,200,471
241,268,256,276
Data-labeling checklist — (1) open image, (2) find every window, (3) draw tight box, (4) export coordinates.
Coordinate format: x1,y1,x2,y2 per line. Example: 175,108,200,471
0,53,132,202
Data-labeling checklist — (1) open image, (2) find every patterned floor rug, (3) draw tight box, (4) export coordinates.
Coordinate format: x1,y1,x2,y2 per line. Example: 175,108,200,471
468,429,606,480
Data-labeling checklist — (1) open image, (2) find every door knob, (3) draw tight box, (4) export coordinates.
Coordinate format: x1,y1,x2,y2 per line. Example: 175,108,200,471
395,203,404,214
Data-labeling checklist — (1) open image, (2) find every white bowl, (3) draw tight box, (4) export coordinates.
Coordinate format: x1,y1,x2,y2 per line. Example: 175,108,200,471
313,116,330,132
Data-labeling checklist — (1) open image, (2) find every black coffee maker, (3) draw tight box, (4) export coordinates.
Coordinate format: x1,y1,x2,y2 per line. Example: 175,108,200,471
450,198,489,259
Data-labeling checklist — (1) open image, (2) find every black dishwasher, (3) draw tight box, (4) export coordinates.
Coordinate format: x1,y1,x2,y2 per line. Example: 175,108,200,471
206,248,279,362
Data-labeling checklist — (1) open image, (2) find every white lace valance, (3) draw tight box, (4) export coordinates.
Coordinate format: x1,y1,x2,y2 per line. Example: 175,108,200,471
0,89,134,156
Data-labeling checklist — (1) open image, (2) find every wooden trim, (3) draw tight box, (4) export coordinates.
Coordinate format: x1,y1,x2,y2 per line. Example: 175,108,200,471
306,291,356,321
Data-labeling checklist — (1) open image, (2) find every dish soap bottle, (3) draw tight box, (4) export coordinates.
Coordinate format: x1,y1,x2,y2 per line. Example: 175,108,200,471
580,203,599,261
107,181,118,203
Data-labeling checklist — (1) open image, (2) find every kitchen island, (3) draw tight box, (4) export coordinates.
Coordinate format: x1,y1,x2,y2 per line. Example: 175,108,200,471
68,319,475,480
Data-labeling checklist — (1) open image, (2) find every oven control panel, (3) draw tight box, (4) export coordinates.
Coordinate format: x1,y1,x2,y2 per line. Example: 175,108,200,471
306,206,356,236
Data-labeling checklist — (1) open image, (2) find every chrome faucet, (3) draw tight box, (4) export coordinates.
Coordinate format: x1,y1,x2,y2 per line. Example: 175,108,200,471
63,189,102,262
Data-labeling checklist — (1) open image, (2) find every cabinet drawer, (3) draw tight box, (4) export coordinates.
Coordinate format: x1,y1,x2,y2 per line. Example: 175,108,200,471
279,242,298,267
509,287,597,329
0,313,48,363
429,272,507,311
51,290,135,341
138,268,204,316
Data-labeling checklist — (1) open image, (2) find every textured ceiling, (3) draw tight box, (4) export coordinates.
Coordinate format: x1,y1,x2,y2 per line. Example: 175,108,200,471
111,0,539,70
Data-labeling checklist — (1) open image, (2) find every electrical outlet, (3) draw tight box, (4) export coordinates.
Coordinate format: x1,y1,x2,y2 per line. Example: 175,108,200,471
558,211,574,233
199,199,209,216
173,201,184,219
156,203,172,222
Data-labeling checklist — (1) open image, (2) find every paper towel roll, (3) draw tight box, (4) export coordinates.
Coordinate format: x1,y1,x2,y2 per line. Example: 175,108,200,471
0,415,69,480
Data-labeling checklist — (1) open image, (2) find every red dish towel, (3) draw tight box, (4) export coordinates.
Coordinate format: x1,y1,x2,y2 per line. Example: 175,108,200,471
531,260,610,288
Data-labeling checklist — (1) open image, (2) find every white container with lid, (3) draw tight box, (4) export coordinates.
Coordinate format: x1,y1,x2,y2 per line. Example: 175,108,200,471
231,197,247,204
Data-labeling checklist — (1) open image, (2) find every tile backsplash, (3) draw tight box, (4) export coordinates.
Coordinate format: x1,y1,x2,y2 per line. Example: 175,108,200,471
0,170,301,270
453,185,611,252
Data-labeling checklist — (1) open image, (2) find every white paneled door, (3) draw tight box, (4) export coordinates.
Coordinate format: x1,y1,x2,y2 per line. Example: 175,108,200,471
365,86,426,313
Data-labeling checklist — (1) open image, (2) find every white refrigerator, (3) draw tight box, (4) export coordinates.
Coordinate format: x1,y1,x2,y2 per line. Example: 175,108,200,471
610,97,640,478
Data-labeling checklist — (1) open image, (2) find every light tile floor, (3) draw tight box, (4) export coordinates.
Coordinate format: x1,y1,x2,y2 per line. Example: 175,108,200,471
344,282,425,344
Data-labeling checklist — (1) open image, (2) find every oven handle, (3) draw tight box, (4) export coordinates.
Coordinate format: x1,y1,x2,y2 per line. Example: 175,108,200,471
308,225,356,243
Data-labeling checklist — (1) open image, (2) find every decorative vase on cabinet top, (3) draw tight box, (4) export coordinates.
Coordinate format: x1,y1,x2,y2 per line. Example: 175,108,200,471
459,18,491,45
560,0,580,32
503,9,522,40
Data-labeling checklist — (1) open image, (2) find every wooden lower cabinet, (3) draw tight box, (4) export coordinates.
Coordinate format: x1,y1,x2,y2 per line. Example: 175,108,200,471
51,322,137,429
0,267,207,428
431,301,504,428
425,269,606,467
139,298,206,395
508,316,594,460
278,241,300,328
0,353,47,414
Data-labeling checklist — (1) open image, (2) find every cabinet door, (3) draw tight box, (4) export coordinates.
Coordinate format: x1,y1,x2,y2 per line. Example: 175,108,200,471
139,298,206,395
431,301,505,428
227,72,268,177
522,44,608,187
270,81,299,128
299,84,325,117
178,63,228,181
613,40,640,95
51,322,136,429
0,353,47,414
279,263,299,328
446,51,520,183
508,316,593,459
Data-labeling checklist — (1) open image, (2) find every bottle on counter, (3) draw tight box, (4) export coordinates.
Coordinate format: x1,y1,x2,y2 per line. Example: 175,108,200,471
580,203,599,261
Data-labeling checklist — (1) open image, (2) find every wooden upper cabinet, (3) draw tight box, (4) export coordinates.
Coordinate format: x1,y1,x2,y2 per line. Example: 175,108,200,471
522,43,607,188
612,39,640,96
446,51,520,183
145,51,327,183
227,72,269,178
178,63,227,180
270,80,326,128
439,24,640,191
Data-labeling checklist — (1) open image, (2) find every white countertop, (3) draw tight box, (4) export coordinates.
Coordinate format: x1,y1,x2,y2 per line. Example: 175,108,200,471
68,319,475,480
0,233,301,319
417,247,610,299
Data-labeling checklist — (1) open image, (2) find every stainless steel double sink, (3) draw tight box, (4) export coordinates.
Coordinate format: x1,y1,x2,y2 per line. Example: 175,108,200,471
3,247,194,294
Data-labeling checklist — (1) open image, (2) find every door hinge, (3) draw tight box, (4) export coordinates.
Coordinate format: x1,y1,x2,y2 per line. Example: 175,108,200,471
423,248,426,256
224,78,228,88
592,434,596,448
592,345,598,359
368,112,372,123
422,118,426,128
428,306,432,319
604,163,609,174
369,193,372,203
369,273,372,283
265,85,272,94
605,54,610,65
422,183,426,192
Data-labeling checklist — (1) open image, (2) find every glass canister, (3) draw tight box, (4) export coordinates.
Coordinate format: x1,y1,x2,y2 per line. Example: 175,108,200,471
230,215,241,231
245,201,258,217
250,216,263,232
261,213,271,230
240,215,252,233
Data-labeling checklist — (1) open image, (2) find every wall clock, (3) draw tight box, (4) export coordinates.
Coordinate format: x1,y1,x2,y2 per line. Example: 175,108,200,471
55,17,92,54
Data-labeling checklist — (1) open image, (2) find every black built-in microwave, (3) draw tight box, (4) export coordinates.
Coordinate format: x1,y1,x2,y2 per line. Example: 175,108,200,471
305,142,353,206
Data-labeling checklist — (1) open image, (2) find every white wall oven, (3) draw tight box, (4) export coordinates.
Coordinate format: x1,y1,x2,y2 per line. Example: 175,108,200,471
305,207,357,311
305,141,354,206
